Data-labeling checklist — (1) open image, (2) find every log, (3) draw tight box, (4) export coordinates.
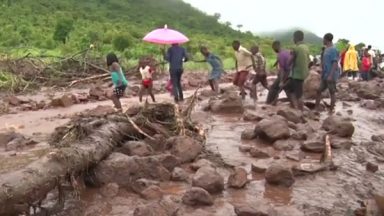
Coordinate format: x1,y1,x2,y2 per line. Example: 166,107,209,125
0,121,138,215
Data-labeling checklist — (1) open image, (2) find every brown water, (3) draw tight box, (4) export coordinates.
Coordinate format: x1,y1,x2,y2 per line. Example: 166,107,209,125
2,88,384,215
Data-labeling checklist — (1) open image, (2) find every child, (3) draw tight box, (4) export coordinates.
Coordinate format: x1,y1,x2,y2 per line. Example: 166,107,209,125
106,53,128,112
361,50,372,81
139,61,156,102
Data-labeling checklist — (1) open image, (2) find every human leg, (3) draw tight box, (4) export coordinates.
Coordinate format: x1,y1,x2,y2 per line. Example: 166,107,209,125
315,80,327,110
293,79,304,111
266,78,280,104
170,70,179,102
328,81,337,112
176,69,184,101
148,85,156,102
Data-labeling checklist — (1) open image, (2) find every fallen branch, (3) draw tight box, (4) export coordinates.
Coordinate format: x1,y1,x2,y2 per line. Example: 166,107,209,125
69,73,110,87
182,85,201,119
125,114,155,140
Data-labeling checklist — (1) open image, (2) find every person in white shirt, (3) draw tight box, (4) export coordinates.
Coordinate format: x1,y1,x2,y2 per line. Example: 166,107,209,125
232,40,256,99
139,61,156,103
367,45,376,67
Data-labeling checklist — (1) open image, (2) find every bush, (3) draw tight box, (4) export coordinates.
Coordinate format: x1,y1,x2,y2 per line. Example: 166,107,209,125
113,34,131,51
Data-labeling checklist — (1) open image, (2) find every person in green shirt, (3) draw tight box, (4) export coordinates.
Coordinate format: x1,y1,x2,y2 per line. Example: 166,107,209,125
106,53,128,112
288,30,310,111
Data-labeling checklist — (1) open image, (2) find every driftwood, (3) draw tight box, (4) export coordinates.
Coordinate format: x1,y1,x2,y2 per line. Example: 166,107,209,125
0,120,138,215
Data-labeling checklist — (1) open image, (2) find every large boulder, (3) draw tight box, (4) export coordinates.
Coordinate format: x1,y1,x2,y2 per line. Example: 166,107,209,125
243,110,265,122
209,91,244,114
190,159,213,171
322,116,355,138
119,141,154,157
166,136,202,163
255,116,290,142
99,183,119,198
277,109,305,124
131,178,159,194
330,136,354,150
94,153,171,188
192,166,225,193
251,159,273,174
234,204,270,216
50,95,74,108
182,187,214,206
140,185,164,200
265,164,295,187
89,86,106,100
301,140,324,153
303,70,321,99
133,197,179,216
372,134,384,142
249,147,271,159
228,167,248,188
171,167,189,182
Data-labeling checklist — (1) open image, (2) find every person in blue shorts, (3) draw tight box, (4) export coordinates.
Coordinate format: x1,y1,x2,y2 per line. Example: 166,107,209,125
196,46,224,94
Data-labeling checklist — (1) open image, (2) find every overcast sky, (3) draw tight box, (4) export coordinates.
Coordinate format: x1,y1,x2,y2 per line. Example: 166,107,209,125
184,0,383,50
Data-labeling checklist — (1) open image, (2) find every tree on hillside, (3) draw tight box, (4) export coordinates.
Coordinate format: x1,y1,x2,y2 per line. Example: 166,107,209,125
53,19,74,44
356,43,366,50
336,38,350,51
225,21,231,28
213,13,221,20
113,34,131,51
236,24,243,31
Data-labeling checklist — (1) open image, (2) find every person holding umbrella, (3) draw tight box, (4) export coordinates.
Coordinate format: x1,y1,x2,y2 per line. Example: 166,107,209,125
164,44,188,102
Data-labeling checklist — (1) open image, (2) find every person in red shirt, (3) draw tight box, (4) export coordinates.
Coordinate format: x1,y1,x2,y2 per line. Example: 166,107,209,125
360,49,372,81
340,47,348,76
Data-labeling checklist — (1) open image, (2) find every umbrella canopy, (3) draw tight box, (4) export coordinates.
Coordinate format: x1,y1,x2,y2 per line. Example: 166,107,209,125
143,25,189,45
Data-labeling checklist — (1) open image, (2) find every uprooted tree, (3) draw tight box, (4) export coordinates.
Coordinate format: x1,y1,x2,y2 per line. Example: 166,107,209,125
0,96,204,215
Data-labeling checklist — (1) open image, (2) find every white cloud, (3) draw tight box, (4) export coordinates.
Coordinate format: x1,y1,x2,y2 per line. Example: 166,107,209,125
184,0,383,50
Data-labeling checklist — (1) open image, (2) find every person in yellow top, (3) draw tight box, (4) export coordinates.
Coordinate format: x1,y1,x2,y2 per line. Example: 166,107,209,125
343,45,359,80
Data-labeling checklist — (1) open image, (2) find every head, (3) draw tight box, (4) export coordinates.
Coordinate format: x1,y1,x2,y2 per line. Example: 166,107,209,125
272,40,281,53
364,49,370,57
200,46,209,57
250,45,259,55
368,45,372,50
293,30,304,44
172,43,179,47
232,40,240,51
106,53,119,67
323,33,333,46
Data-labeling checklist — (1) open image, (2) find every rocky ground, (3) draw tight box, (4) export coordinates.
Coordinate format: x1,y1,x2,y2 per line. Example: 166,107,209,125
1,68,384,216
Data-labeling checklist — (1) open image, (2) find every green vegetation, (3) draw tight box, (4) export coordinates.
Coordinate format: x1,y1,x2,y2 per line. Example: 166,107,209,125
0,0,320,71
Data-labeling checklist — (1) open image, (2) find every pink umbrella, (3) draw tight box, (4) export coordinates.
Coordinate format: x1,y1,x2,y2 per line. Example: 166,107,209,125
143,25,189,45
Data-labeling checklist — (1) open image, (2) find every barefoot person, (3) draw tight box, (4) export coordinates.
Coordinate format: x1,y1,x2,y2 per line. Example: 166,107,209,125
287,31,310,111
138,60,156,103
106,53,128,112
250,45,269,101
266,40,291,105
195,46,224,94
232,40,255,99
165,43,188,103
315,33,339,113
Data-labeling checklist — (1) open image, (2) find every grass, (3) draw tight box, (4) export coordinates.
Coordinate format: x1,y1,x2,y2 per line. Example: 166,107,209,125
0,70,29,93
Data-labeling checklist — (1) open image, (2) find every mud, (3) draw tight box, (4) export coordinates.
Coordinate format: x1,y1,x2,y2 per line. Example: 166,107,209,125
1,78,384,215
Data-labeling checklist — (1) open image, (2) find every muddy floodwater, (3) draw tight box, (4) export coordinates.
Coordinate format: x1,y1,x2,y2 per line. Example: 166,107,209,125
1,87,384,216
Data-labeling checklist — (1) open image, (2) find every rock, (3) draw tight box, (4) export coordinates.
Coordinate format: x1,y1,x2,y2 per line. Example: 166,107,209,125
133,197,179,216
322,116,355,138
71,93,88,104
167,136,202,163
171,167,189,182
89,86,106,100
330,136,353,149
50,95,74,108
182,187,214,206
228,167,248,188
131,178,159,194
99,183,119,198
125,104,142,116
286,151,304,162
87,105,115,117
292,163,329,176
153,154,180,172
145,134,167,152
288,122,298,130
188,78,200,87
192,166,224,193
200,89,216,98
209,91,244,114
273,139,300,151
141,185,164,200
372,134,384,142
0,131,23,147
265,164,295,187
357,88,380,100
303,70,321,99
190,159,213,171
251,160,271,173
255,117,290,142
277,109,304,124
301,139,324,153
291,131,307,141
37,101,46,110
241,129,257,140
94,153,171,188
250,147,271,159
5,135,37,151
243,110,264,121
366,162,379,173
5,96,22,106
360,100,379,110
120,141,154,157
239,145,252,153
234,204,270,216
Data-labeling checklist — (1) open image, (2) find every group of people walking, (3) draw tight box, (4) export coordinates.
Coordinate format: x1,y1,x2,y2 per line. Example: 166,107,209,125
105,30,379,114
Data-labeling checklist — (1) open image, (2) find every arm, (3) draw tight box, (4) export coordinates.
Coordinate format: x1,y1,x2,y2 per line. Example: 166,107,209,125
273,60,278,68
165,48,171,62
327,49,339,80
183,48,188,62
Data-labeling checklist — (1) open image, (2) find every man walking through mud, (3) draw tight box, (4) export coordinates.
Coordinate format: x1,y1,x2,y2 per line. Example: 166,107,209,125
266,41,291,105
249,45,269,101
315,33,339,113
287,31,310,111
232,40,256,99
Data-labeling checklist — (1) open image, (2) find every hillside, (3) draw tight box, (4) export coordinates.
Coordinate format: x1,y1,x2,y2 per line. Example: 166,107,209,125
262,28,323,44
0,0,276,66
